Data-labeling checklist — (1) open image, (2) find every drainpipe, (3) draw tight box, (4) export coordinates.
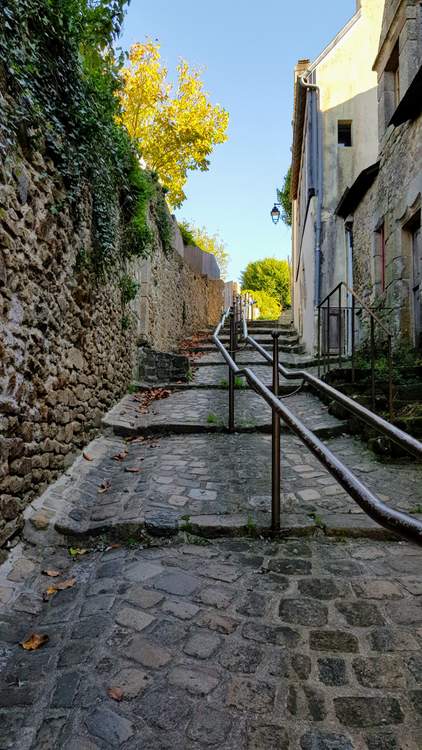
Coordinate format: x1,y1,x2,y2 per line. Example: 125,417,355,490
300,74,323,308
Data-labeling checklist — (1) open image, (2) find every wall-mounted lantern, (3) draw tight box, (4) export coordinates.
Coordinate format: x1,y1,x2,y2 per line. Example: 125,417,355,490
270,204,281,225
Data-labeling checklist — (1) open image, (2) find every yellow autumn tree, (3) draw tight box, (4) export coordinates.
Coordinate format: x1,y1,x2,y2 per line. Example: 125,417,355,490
119,41,229,207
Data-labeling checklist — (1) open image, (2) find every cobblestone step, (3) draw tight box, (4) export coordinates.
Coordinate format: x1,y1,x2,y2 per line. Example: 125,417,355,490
187,343,306,354
101,389,347,439
24,430,420,542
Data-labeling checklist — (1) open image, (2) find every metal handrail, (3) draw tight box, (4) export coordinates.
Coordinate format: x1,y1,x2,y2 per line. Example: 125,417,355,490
316,281,393,416
242,316,422,460
213,306,422,544
318,281,391,335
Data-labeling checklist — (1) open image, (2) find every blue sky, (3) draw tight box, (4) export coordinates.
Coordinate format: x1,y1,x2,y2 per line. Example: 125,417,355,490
120,0,356,282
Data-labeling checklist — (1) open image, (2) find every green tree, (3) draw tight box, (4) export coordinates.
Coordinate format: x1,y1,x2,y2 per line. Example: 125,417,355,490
179,221,229,279
241,257,291,308
242,290,281,320
277,167,292,227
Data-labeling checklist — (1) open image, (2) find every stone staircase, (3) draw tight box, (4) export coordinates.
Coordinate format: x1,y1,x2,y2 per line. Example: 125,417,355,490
193,316,305,356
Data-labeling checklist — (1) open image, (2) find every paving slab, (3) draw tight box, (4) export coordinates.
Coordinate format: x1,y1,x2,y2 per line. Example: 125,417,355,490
1,537,422,749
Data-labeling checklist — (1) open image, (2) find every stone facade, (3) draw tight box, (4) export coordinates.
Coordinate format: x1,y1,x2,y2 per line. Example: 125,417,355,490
352,116,422,339
348,0,422,345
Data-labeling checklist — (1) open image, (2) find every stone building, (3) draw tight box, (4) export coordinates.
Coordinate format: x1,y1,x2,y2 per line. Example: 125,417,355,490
336,0,422,349
290,0,385,354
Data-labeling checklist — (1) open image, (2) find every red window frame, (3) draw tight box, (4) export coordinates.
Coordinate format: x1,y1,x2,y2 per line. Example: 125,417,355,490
380,224,386,292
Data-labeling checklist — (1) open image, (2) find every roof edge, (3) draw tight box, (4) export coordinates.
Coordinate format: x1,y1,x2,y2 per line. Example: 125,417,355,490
335,161,380,218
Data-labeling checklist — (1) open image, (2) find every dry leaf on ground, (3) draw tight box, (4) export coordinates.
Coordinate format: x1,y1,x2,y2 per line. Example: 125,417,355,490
105,544,121,552
133,388,172,415
107,686,123,701
83,452,94,461
42,569,61,578
20,633,49,651
98,480,111,494
46,578,76,596
112,450,128,462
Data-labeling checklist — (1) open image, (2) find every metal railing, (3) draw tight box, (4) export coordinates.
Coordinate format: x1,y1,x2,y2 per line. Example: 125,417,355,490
213,302,422,545
317,282,394,418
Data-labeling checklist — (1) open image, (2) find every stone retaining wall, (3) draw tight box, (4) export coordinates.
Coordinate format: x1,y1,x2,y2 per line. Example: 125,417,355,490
0,145,136,541
0,146,224,538
137,348,190,384
133,223,224,352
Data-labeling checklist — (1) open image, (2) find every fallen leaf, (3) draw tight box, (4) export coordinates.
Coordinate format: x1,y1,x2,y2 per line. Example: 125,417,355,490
20,633,49,651
125,467,141,473
46,578,77,596
107,686,123,702
69,547,89,557
105,543,121,552
83,451,94,461
112,450,128,462
42,569,61,578
98,480,111,494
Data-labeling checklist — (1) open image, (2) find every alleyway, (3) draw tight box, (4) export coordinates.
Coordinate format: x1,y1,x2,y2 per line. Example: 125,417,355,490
1,321,422,749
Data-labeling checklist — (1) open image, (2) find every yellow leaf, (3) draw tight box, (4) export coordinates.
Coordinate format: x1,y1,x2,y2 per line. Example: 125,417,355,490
119,40,229,208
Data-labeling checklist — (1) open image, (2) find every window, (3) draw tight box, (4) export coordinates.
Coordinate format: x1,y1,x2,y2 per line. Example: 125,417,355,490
338,121,352,147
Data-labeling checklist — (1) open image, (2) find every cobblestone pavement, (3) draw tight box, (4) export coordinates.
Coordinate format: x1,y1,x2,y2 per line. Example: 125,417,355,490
2,327,422,749
102,388,346,437
1,536,422,749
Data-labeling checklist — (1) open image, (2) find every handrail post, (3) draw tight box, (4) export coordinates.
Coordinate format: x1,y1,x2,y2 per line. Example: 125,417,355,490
317,305,321,378
370,316,376,412
229,308,236,433
338,284,342,369
351,294,356,384
327,295,331,373
271,331,281,532
388,334,394,421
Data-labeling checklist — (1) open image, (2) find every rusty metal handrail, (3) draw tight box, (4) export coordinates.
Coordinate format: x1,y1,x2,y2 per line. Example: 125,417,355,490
242,316,422,461
213,306,422,544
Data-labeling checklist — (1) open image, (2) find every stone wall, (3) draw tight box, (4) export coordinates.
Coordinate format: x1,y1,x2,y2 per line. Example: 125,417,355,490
0,148,224,539
137,348,189,385
133,224,224,352
0,144,136,541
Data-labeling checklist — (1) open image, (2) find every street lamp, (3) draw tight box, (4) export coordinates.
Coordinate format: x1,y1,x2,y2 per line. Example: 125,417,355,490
270,203,281,225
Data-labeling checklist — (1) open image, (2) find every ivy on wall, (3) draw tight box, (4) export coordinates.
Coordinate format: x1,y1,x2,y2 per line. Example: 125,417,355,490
0,0,172,280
